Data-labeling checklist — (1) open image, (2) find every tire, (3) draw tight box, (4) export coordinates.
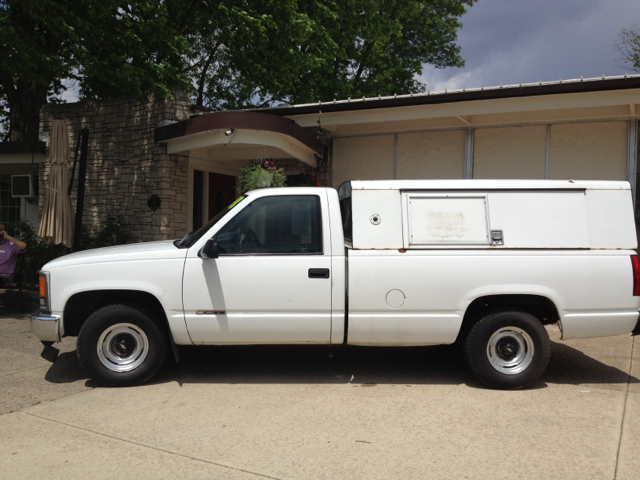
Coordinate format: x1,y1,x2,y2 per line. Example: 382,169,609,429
464,311,550,390
77,304,168,387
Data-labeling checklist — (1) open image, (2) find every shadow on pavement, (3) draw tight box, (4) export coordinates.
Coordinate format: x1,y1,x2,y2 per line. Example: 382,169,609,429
44,351,91,385
545,340,638,386
41,340,638,389
154,343,472,387
151,340,639,388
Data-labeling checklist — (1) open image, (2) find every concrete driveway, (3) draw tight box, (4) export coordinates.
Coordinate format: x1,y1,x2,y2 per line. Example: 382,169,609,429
0,312,638,480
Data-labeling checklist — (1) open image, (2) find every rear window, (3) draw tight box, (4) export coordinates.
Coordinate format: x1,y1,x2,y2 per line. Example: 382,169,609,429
338,182,353,244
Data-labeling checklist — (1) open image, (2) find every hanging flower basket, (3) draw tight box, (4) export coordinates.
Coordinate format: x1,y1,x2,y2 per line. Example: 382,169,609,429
255,168,273,188
239,158,286,194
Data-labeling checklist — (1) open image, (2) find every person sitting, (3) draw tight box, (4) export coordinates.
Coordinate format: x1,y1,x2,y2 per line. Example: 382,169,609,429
0,225,27,287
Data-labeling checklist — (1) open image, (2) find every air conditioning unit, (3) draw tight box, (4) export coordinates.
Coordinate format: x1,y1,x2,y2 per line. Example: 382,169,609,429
11,175,38,198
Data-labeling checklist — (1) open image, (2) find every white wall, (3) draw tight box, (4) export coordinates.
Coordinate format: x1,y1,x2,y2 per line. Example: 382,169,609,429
330,122,630,185
397,130,465,179
332,136,394,187
549,122,628,180
473,126,547,179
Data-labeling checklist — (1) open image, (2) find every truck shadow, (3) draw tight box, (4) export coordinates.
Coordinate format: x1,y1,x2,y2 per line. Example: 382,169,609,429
43,350,95,386
42,340,638,389
150,340,638,389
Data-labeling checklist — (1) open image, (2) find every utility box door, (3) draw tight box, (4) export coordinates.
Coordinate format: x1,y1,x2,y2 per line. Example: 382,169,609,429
488,191,590,248
404,194,490,246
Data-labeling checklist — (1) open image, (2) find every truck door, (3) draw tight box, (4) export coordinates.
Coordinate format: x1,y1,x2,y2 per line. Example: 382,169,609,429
182,193,333,344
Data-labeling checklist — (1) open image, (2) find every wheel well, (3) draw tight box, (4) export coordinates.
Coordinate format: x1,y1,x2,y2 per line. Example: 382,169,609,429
63,290,168,337
455,294,560,343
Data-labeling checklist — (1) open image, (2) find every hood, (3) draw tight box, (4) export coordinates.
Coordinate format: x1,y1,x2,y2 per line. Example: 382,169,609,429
43,240,188,270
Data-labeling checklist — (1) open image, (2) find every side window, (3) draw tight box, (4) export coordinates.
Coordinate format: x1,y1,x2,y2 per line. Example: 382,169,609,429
216,195,322,254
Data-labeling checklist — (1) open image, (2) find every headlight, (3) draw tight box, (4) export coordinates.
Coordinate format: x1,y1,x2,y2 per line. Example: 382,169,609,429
39,272,51,314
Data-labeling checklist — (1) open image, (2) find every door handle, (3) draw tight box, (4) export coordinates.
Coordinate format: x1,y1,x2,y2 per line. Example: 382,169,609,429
308,268,330,279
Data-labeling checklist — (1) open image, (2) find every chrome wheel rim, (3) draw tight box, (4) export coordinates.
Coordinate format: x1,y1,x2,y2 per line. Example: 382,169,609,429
97,323,149,373
486,327,534,375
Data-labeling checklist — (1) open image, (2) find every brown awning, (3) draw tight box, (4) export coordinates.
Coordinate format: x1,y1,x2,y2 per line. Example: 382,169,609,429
155,111,323,157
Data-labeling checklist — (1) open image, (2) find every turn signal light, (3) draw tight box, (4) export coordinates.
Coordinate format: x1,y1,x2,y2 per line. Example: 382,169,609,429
632,256,640,296
39,276,47,298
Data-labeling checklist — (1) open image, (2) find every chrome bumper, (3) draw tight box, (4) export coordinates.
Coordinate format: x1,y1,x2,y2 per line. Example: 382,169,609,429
30,311,61,343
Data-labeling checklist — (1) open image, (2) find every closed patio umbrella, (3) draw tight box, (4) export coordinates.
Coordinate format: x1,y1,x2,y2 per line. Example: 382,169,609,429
39,119,75,248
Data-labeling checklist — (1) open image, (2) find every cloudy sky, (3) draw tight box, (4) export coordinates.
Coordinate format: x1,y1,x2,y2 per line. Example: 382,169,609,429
420,0,640,92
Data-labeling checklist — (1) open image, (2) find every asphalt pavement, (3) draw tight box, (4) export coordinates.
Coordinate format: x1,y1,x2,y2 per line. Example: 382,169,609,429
0,311,638,479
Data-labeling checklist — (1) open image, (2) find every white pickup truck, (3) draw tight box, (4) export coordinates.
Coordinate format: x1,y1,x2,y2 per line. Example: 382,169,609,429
31,180,640,389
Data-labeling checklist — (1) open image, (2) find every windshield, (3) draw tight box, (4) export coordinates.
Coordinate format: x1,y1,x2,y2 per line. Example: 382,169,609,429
177,196,246,248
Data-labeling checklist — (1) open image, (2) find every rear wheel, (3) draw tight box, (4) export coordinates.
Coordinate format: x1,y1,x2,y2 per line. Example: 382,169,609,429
77,304,167,386
464,311,550,389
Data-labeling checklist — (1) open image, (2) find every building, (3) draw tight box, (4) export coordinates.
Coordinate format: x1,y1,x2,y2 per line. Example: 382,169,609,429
1,75,639,241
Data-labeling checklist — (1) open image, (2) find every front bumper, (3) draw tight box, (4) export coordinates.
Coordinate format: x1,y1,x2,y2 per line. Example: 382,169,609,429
30,311,61,343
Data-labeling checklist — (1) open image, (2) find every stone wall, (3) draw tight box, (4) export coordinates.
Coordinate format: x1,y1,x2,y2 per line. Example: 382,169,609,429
40,92,191,242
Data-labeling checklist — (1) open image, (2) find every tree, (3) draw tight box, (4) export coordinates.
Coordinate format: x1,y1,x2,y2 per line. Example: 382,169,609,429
290,0,475,103
0,0,190,143
1,0,475,141
175,0,326,109
616,26,640,73
186,0,476,108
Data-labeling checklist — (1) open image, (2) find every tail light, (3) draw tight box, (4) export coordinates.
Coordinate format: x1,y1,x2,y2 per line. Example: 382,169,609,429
632,256,640,296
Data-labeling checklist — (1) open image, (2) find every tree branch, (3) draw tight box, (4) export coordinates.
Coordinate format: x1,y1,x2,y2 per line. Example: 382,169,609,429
352,40,376,91
0,71,17,106
177,0,202,35
254,97,288,108
196,39,223,105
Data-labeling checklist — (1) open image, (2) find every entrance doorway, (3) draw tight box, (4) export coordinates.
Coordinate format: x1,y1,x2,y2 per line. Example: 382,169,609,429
192,170,238,231
208,173,237,219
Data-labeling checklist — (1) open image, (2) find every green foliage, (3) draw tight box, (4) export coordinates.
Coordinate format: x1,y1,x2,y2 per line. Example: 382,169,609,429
9,220,70,290
185,0,476,108
286,173,319,187
7,216,134,289
77,1,192,101
617,27,640,73
239,159,286,194
79,215,134,251
1,0,476,141
289,0,474,103
0,0,191,142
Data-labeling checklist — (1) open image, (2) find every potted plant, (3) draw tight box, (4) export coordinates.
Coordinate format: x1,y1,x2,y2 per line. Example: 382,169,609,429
239,159,286,194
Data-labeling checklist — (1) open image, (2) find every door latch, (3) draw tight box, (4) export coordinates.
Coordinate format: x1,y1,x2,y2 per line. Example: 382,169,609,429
308,268,330,279
490,230,504,245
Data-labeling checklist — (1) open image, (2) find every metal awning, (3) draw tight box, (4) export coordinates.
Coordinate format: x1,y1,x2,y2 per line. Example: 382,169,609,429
247,74,640,117
154,111,323,167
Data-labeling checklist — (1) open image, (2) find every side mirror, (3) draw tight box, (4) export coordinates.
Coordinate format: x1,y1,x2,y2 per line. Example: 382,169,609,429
199,238,218,259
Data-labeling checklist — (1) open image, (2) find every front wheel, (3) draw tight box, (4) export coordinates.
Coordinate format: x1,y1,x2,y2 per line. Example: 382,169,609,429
77,304,168,386
464,311,551,389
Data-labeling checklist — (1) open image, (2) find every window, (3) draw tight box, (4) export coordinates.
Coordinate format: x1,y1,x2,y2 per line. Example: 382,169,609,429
0,175,21,231
338,181,352,244
217,195,322,255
